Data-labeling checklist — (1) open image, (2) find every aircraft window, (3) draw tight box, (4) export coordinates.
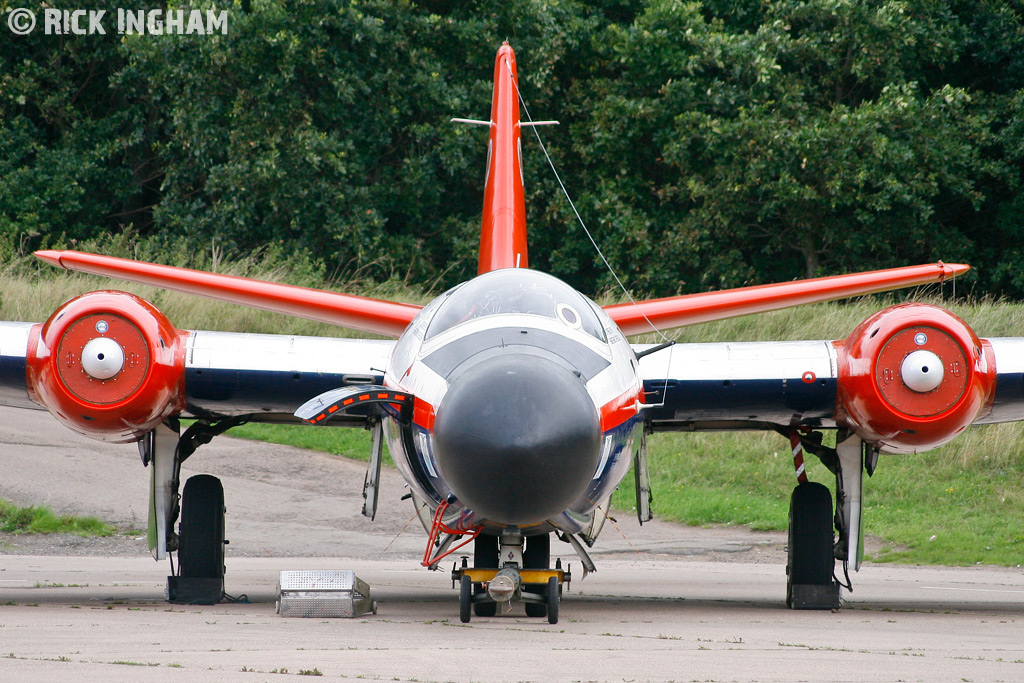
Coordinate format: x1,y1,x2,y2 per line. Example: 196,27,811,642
425,269,606,342
556,303,582,330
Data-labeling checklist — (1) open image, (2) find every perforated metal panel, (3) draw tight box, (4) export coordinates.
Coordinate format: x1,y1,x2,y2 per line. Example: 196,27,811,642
276,570,376,618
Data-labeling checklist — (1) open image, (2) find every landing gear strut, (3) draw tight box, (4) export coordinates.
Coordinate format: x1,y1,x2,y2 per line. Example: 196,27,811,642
785,429,868,610
140,417,240,605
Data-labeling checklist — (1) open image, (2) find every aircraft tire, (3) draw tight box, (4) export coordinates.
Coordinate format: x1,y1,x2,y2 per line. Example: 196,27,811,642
524,534,550,618
786,481,834,607
459,575,472,623
178,474,225,580
473,534,498,617
546,576,559,625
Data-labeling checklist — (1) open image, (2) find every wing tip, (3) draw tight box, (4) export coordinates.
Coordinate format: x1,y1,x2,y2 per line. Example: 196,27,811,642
34,250,65,268
941,262,970,278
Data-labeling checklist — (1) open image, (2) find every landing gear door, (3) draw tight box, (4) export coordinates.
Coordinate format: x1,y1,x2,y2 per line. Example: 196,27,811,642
144,419,181,561
362,418,385,520
836,433,865,571
581,500,608,546
634,430,653,524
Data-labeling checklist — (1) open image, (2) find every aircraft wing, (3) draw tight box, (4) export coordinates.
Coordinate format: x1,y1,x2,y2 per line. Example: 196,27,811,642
636,329,1024,447
637,339,841,433
0,318,393,422
177,330,393,424
0,293,394,444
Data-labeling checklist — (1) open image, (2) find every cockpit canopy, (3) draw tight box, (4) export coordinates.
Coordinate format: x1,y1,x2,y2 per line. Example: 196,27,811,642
425,269,607,342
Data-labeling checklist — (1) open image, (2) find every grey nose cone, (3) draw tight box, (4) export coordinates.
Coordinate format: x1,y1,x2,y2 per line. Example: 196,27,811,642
432,354,602,525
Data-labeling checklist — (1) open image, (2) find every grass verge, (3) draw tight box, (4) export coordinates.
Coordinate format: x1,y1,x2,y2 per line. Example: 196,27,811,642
0,499,115,537
227,422,393,466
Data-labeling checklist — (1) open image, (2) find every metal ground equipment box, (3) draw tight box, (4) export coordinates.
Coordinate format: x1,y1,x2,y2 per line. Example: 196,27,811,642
276,570,377,618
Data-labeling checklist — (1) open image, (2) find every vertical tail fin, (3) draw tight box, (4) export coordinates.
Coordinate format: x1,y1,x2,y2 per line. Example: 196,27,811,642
477,43,528,274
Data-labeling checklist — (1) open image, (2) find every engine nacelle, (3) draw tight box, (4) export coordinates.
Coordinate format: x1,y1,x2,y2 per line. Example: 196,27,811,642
27,291,186,443
836,303,995,453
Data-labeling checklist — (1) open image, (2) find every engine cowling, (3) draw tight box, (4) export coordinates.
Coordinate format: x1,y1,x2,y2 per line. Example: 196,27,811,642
27,291,186,443
836,303,995,453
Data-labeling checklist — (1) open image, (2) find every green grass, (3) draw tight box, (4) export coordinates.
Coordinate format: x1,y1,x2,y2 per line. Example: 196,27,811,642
0,499,115,537
227,422,391,465
611,424,1024,567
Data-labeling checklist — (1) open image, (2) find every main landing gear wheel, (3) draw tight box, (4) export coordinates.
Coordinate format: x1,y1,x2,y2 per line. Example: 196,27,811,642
179,474,225,580
169,474,226,605
473,534,498,617
786,481,839,609
524,533,550,618
459,574,472,623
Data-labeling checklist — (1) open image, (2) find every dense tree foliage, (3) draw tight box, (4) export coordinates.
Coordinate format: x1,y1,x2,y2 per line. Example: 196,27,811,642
2,0,1023,297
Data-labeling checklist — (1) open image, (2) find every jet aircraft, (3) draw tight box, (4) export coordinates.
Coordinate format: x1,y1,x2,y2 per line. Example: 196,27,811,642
2,43,1020,622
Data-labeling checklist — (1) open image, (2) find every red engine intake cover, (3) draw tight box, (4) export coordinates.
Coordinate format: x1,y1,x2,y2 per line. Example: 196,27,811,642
27,291,186,443
836,303,995,453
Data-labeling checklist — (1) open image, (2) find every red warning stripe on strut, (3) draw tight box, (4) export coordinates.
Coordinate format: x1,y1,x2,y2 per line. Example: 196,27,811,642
789,427,810,485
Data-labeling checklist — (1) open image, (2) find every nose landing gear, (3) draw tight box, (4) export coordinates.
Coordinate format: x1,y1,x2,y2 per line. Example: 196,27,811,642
455,562,567,624
454,532,568,624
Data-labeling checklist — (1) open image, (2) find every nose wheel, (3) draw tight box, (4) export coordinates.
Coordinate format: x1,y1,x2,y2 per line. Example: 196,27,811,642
472,534,498,617
523,533,551,618
456,566,564,624
545,576,559,624
459,574,473,623
454,533,568,624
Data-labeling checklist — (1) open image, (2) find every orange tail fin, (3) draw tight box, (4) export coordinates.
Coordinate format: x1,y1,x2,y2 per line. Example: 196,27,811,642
477,43,528,274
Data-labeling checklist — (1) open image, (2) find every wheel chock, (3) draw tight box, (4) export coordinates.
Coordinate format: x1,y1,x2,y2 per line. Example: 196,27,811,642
789,580,841,610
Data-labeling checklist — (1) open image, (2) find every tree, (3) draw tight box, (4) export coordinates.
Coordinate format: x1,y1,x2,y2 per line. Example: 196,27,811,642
0,0,150,249
2,0,1023,299
571,0,1014,293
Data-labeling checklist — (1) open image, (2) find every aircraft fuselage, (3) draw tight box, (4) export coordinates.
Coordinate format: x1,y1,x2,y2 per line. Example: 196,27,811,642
382,268,644,537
